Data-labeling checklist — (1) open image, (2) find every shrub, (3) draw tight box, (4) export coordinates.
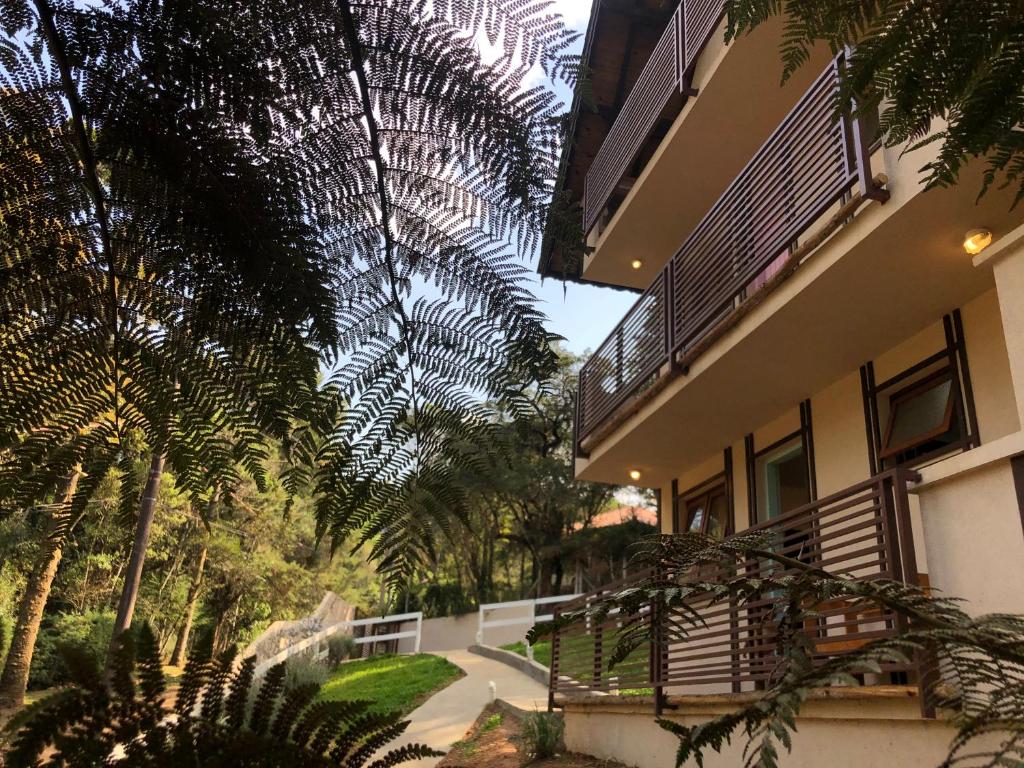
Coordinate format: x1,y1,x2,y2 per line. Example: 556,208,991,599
3,623,441,766
327,634,357,666
283,653,329,691
28,611,114,690
517,710,563,761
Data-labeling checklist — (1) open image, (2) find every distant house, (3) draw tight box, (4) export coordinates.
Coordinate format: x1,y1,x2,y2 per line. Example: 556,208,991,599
575,505,656,531
539,0,1024,765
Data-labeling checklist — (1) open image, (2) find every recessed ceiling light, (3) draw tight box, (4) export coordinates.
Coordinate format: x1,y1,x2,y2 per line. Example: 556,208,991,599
630,259,643,270
963,228,993,255
628,469,641,481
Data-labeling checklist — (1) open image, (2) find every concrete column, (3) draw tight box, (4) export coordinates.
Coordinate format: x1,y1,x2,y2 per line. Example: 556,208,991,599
976,224,1024,427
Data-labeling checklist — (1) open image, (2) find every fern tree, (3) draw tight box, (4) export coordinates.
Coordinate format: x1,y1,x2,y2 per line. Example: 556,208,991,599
5,0,580,589
530,533,1024,768
3,622,440,766
269,0,578,583
0,0,334,706
724,0,1024,205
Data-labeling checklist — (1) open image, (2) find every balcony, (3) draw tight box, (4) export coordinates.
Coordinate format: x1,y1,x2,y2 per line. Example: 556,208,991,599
546,469,925,709
575,1,843,291
577,57,884,451
582,0,725,237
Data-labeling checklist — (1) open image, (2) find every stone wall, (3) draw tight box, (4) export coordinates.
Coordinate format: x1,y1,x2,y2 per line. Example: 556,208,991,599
241,592,356,665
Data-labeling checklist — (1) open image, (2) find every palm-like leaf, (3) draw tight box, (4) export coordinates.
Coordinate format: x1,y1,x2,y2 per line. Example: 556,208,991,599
3,0,577,582
273,0,573,583
4,623,441,766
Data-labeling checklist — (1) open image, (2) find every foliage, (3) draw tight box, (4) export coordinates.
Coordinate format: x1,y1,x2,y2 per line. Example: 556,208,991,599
391,351,631,612
531,533,1024,768
397,583,475,619
516,710,563,761
0,456,380,686
560,517,658,586
724,0,1024,206
421,351,618,604
284,654,331,692
27,610,114,691
3,0,583,597
279,0,577,586
317,654,462,716
4,623,440,767
328,635,358,668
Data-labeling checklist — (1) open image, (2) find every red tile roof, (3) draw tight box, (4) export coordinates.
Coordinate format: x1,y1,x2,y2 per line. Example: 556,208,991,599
579,505,657,531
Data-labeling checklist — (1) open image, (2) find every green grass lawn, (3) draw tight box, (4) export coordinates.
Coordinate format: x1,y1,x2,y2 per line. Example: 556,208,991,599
317,653,462,715
500,641,652,696
500,640,551,668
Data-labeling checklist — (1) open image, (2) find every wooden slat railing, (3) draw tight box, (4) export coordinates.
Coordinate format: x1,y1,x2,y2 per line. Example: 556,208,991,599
547,469,922,711
576,56,881,449
583,5,683,234
671,60,854,353
582,0,727,234
578,270,668,439
682,0,726,74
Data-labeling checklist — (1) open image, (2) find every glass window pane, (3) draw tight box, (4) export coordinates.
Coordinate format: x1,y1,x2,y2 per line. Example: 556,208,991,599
755,437,810,523
886,378,953,450
687,503,705,533
705,492,729,539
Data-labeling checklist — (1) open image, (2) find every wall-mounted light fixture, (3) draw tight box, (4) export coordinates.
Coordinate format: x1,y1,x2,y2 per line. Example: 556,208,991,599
963,228,993,255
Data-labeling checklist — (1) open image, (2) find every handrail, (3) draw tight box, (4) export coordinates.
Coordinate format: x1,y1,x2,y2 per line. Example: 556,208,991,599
476,594,581,645
576,55,884,450
583,5,683,234
251,610,424,677
582,0,727,235
546,470,922,712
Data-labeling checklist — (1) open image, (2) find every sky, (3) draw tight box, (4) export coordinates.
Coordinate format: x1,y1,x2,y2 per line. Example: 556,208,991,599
518,0,639,355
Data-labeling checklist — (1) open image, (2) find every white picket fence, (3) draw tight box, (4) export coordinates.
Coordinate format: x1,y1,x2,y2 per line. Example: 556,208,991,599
253,611,423,678
475,594,580,647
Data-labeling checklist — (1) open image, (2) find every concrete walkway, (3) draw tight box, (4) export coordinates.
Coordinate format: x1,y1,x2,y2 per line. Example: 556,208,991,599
384,648,549,766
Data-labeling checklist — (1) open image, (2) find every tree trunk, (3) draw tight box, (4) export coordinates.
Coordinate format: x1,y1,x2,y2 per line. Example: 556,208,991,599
168,539,207,667
536,558,551,598
111,453,164,644
0,471,81,709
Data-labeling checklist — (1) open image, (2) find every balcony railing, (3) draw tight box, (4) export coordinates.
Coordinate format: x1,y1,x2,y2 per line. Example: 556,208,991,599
577,56,883,447
546,469,925,712
582,0,725,234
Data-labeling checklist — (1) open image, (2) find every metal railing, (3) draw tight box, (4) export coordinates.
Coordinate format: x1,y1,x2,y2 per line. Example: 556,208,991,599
578,272,668,438
476,594,581,646
582,0,725,234
583,4,685,234
577,56,881,448
547,470,922,710
252,611,423,678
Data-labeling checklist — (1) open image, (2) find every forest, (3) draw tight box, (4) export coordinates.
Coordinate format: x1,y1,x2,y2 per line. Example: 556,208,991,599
0,343,652,701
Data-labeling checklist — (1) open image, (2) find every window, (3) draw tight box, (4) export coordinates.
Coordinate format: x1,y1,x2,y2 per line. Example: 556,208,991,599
681,485,730,538
879,370,958,462
862,311,978,471
754,435,811,524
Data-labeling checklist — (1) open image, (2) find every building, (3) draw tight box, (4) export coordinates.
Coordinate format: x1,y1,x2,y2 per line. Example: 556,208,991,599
539,2,1024,765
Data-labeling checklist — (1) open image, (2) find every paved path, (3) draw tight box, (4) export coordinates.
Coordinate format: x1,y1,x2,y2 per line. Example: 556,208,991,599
385,648,549,766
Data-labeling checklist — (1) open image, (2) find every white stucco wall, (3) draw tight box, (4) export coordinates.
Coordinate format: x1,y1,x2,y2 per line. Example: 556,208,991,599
564,696,961,768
